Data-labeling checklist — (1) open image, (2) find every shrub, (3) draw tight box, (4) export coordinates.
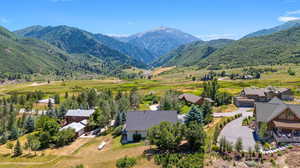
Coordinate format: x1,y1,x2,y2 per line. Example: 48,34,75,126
112,126,123,137
116,156,137,168
133,133,142,142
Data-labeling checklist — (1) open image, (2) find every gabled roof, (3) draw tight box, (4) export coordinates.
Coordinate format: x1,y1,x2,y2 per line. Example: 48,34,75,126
60,122,85,132
125,110,178,131
244,87,292,97
65,109,95,117
255,98,300,122
243,88,265,97
178,93,201,104
268,97,284,104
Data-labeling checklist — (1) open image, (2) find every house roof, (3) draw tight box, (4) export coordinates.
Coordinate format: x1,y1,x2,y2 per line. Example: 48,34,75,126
38,98,55,104
204,98,215,103
244,87,292,97
125,110,178,131
65,109,95,117
60,122,85,132
244,88,266,97
178,93,201,104
255,98,300,123
80,119,88,125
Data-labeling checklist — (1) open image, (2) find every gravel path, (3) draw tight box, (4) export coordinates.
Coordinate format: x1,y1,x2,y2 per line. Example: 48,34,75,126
218,108,256,150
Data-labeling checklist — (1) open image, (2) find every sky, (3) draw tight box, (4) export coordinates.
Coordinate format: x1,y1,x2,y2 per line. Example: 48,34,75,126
0,0,300,40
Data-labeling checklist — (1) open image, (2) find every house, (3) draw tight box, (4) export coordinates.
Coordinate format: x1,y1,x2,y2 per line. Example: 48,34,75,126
65,109,95,124
255,97,300,143
60,122,86,137
38,98,55,104
234,86,294,107
124,110,178,142
178,93,214,105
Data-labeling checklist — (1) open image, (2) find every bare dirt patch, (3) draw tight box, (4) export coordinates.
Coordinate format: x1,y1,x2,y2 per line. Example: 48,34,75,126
152,66,176,76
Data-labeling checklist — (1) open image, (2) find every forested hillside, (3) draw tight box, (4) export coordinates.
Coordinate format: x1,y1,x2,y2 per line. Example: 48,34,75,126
200,26,300,68
153,39,234,67
0,26,71,74
15,25,147,69
243,20,300,38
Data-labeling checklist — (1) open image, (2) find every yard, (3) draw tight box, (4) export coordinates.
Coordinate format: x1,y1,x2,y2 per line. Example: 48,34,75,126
0,134,158,168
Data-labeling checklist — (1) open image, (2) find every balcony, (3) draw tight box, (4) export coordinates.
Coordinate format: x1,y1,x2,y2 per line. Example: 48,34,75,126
273,131,300,143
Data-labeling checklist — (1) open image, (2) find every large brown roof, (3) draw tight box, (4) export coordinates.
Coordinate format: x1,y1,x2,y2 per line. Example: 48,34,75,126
178,93,202,104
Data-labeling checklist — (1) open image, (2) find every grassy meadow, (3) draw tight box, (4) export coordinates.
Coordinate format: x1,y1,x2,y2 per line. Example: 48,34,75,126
0,64,299,168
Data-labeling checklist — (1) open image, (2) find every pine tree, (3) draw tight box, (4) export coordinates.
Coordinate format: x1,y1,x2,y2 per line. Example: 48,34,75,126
202,102,213,124
54,94,60,104
24,116,35,133
185,105,204,125
13,139,22,157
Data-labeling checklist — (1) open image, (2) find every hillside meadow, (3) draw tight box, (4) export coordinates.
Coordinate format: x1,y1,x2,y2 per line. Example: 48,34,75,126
1,65,300,98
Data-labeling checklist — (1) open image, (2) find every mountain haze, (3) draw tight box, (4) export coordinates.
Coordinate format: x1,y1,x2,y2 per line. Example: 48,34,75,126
243,20,300,38
114,27,200,58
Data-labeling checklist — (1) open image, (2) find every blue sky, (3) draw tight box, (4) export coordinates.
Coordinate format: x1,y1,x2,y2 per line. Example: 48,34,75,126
0,0,300,40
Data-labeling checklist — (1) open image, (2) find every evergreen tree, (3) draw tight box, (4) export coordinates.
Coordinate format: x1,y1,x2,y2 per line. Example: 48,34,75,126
185,105,204,125
47,99,53,110
185,121,206,151
129,88,140,109
13,139,22,157
202,102,213,124
9,125,19,140
54,94,60,104
64,92,69,99
23,116,35,133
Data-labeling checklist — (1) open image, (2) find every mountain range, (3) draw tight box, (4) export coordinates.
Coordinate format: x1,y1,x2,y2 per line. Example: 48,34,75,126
155,20,300,68
113,27,200,58
2,20,300,76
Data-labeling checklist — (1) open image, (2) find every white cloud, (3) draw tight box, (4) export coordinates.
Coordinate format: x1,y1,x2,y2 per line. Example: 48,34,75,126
278,16,300,22
197,34,236,41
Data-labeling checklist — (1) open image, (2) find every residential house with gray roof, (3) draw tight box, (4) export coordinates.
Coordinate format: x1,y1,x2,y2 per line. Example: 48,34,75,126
124,110,178,142
235,86,294,107
255,97,300,143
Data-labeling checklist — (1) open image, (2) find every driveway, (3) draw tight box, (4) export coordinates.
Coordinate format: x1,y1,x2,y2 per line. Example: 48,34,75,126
213,108,251,117
218,108,256,151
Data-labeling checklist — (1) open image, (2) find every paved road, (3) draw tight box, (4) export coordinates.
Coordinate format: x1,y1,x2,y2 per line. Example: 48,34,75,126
218,108,256,151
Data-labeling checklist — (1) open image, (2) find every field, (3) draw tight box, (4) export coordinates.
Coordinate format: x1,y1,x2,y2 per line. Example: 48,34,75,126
0,64,300,167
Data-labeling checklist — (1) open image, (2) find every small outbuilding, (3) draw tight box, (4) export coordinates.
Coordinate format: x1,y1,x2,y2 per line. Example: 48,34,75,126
60,122,86,137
